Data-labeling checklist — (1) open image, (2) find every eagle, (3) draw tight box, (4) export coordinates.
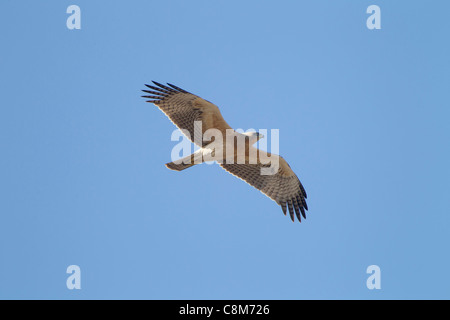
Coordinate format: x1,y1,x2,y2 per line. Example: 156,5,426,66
142,81,308,222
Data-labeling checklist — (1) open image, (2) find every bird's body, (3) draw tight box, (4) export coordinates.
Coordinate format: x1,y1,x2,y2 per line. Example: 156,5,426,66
142,81,308,222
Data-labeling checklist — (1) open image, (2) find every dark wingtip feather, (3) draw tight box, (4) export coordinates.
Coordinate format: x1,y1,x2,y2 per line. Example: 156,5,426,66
293,201,302,223
142,89,166,96
152,81,176,92
287,200,295,222
300,206,306,220
141,95,163,100
302,188,307,199
281,202,287,216
151,80,164,87
296,194,308,212
144,84,156,90
167,83,188,93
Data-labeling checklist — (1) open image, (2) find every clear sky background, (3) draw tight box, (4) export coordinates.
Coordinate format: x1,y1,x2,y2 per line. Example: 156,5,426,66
1,1,449,299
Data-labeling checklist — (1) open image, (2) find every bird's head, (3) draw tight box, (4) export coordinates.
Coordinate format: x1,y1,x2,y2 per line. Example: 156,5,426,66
243,131,264,144
255,132,264,140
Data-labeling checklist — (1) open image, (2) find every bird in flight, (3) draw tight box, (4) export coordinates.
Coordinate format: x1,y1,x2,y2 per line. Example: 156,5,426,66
141,81,308,222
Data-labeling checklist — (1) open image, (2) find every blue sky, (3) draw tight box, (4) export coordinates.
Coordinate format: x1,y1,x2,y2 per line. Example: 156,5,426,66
0,1,449,299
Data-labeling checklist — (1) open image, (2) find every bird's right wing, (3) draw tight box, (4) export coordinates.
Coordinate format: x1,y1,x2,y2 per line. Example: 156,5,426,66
220,156,308,222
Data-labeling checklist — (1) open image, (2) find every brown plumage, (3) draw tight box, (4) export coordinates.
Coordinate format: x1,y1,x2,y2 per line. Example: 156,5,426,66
142,81,308,223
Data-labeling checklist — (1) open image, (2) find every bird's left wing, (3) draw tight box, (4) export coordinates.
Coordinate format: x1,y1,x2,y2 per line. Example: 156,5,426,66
220,157,308,222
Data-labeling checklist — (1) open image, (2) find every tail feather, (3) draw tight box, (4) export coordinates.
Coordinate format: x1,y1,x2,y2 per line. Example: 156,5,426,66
165,161,196,171
165,150,204,171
